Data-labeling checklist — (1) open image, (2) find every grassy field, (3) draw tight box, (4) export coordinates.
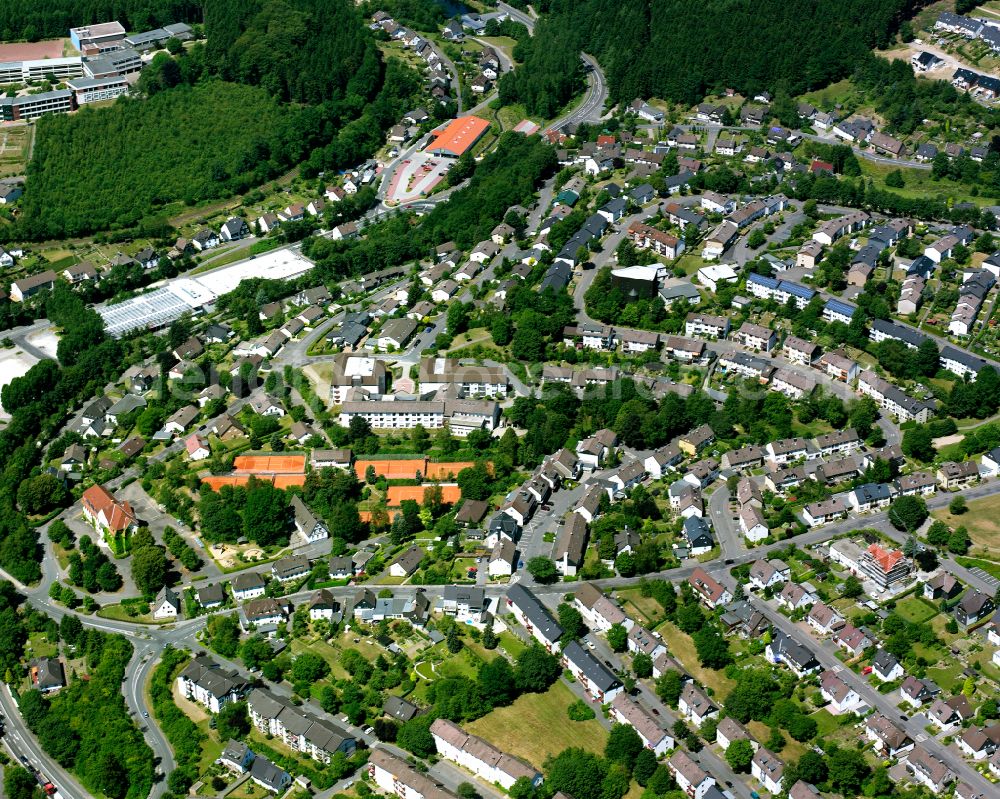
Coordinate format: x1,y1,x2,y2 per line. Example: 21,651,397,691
932,493,1000,555
858,159,984,207
894,596,939,625
465,680,608,764
799,79,856,109
954,556,1000,580
615,588,664,626
654,619,736,697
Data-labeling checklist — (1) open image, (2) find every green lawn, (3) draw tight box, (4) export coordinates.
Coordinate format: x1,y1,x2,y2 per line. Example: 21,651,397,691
859,159,984,207
654,620,736,697
799,79,856,108
954,556,1000,580
933,493,1000,557
926,661,965,694
26,631,58,659
465,680,608,764
894,596,939,625
810,708,841,738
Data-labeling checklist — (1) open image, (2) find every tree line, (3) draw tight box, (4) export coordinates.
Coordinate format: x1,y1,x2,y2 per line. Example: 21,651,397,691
502,0,916,110
0,0,201,41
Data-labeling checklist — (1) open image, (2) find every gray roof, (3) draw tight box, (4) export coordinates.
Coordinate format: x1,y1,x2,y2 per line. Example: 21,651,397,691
562,640,622,692
506,584,563,641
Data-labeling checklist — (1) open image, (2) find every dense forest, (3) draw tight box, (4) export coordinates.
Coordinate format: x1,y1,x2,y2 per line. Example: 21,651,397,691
0,0,200,40
204,0,380,105
503,0,919,110
18,82,302,238
11,0,408,240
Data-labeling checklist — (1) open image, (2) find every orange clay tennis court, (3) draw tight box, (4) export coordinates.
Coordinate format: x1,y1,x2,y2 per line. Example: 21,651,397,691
354,458,488,480
233,454,305,474
202,474,306,490
386,484,461,506
354,458,428,480
359,509,400,523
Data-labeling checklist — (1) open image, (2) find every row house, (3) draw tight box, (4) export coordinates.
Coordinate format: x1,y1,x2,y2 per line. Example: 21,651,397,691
368,748,457,799
802,496,849,527
562,640,624,702
813,211,870,245
610,694,674,756
719,350,774,382
506,584,563,652
573,583,633,633
937,459,979,490
430,719,542,790
627,221,684,259
248,688,356,763
857,371,935,423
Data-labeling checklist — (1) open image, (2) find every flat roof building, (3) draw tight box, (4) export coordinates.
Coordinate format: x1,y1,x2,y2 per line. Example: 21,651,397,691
426,116,491,157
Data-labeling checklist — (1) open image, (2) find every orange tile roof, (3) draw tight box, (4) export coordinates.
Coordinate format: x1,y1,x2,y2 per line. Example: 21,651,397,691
426,116,490,157
867,543,904,573
81,484,136,534
386,484,461,507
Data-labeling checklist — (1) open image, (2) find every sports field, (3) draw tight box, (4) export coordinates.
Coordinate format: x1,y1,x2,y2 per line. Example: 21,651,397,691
233,454,305,473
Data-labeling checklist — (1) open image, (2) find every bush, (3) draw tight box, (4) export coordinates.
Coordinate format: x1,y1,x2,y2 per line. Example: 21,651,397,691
568,699,596,721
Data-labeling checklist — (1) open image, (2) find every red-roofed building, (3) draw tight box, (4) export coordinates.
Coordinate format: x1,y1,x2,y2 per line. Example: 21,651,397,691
810,159,834,175
186,434,210,461
597,134,616,147
81,484,138,541
858,542,911,589
426,116,491,158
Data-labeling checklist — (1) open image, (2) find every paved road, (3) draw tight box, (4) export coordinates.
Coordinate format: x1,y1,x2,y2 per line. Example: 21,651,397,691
754,594,995,797
0,683,90,799
550,54,608,132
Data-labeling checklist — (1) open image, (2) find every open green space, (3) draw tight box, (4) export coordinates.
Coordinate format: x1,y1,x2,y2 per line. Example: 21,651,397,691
858,159,984,208
893,596,939,625
932,493,1000,555
465,680,608,764
654,619,736,697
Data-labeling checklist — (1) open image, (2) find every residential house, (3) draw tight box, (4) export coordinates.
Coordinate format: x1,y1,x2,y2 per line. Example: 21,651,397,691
561,640,623,702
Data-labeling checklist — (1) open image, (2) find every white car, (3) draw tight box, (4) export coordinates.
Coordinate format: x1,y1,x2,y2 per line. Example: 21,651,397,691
363,726,375,735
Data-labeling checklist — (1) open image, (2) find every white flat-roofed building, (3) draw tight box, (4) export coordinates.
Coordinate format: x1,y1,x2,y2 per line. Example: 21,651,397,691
0,56,84,84
0,89,74,121
67,75,129,103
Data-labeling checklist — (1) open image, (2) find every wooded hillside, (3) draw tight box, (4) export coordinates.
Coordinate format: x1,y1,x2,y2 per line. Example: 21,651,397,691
0,0,200,40
18,81,302,238
504,0,918,110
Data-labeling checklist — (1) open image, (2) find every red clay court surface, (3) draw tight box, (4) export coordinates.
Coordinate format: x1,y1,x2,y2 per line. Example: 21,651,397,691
354,458,485,480
233,454,305,474
386,484,461,506
202,474,306,490
0,40,66,61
